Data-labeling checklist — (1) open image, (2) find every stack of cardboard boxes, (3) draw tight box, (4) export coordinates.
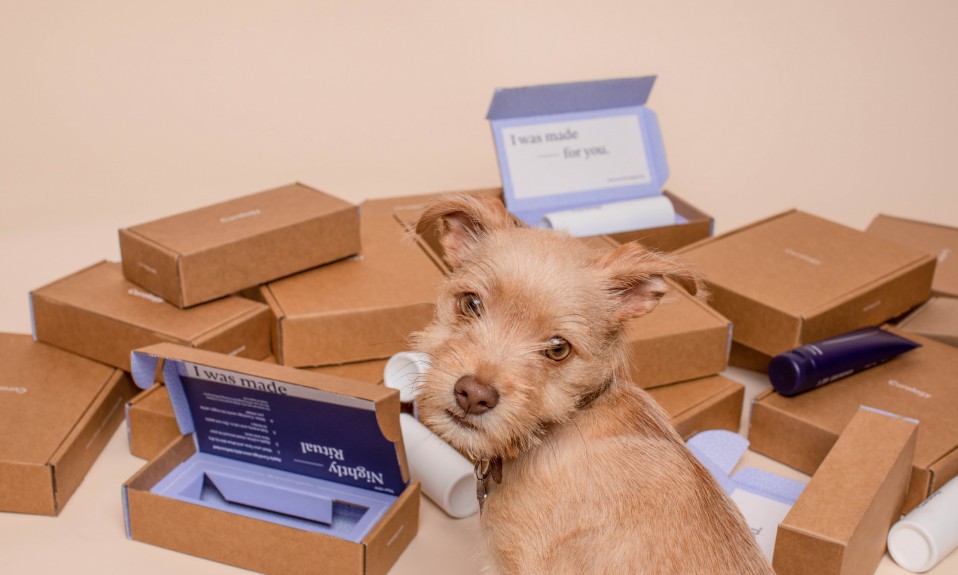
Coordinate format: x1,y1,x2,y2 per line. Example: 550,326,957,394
676,210,958,574
5,178,956,574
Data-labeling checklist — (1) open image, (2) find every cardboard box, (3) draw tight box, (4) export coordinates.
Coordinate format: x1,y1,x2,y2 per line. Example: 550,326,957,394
728,341,773,373
896,296,958,347
773,407,917,575
866,214,958,298
647,374,744,439
749,328,958,513
1,333,136,515
120,182,360,308
260,197,444,367
678,210,936,357
122,344,419,575
127,358,390,460
31,261,271,372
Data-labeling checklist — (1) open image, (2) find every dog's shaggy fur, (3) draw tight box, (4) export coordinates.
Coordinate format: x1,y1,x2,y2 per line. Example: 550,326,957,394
412,194,772,574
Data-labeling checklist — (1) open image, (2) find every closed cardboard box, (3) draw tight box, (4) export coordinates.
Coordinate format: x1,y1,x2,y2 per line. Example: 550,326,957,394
866,214,958,298
261,197,444,367
750,328,958,513
647,374,744,438
773,407,917,575
31,261,271,371
679,210,935,357
120,182,360,308
122,344,419,575
0,333,136,515
127,357,390,460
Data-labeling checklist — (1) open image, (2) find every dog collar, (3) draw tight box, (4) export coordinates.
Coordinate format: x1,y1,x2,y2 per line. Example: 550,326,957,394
475,455,503,513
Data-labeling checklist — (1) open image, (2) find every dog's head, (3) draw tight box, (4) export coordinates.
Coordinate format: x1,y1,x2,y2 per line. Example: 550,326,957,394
412,194,703,460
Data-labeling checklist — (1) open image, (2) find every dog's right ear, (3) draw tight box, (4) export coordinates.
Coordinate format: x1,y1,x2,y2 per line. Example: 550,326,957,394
415,194,520,268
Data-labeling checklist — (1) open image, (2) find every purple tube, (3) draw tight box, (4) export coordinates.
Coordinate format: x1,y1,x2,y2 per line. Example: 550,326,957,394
768,327,920,397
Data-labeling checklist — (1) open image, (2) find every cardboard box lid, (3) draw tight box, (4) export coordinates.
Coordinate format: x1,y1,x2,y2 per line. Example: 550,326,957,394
682,210,932,315
264,201,442,318
0,333,120,464
866,214,958,297
31,261,267,341
123,183,355,256
753,328,958,487
896,296,958,346
130,344,410,496
679,210,935,354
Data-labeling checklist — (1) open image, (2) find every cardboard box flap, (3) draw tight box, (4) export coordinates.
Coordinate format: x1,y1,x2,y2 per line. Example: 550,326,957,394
131,344,409,495
486,76,657,119
125,183,355,255
866,214,958,297
681,211,933,317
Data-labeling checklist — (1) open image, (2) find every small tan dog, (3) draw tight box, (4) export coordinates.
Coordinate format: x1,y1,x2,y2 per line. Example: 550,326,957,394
412,195,772,574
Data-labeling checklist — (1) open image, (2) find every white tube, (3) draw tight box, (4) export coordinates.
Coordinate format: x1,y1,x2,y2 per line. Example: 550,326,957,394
400,413,478,518
384,352,479,518
383,351,430,403
887,475,958,572
540,195,675,237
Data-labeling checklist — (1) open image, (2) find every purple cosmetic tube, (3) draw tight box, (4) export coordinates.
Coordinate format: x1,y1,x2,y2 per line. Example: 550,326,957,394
768,327,920,397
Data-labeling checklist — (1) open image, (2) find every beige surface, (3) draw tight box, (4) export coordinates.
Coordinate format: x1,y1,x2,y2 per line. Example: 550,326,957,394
2,2,957,573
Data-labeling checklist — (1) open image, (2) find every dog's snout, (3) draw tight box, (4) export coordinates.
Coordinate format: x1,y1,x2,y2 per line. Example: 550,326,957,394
454,375,499,415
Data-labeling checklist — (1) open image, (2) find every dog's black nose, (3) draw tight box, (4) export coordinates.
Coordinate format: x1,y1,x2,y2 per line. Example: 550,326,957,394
454,375,499,415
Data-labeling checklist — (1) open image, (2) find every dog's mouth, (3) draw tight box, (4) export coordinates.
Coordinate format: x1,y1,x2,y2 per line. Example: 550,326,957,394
445,409,480,431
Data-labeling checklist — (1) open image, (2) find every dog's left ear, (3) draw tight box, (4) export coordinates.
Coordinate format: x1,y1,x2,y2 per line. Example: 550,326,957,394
599,242,706,321
415,194,521,268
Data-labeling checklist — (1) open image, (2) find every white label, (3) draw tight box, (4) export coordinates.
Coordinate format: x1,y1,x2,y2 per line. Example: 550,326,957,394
501,114,651,200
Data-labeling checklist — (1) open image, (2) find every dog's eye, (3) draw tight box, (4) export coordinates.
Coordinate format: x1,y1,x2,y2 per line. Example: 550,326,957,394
544,337,572,361
457,292,483,318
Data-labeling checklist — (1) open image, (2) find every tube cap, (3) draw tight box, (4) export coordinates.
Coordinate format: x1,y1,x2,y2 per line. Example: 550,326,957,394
768,351,814,397
888,521,938,573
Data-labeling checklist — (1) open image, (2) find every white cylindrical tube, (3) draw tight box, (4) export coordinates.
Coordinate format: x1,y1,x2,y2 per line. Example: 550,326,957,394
540,195,675,237
887,475,958,572
383,351,430,403
400,413,478,518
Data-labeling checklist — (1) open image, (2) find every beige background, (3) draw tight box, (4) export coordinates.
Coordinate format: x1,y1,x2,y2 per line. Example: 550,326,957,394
2,1,957,573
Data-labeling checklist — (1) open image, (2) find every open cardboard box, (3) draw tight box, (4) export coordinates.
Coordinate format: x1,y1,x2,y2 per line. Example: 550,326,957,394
1,333,135,515
30,261,271,371
749,328,958,513
127,357,390,461
678,210,936,358
866,214,958,298
258,196,445,367
895,296,958,347
647,374,744,439
120,182,361,308
773,407,917,575
122,344,419,575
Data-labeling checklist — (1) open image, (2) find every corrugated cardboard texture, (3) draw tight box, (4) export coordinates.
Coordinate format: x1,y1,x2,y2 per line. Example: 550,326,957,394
773,408,917,575
123,345,419,574
896,296,958,347
866,214,958,298
679,210,936,356
750,328,958,513
127,357,390,460
120,182,361,307
263,199,443,367
647,374,744,438
31,261,271,371
0,333,135,515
